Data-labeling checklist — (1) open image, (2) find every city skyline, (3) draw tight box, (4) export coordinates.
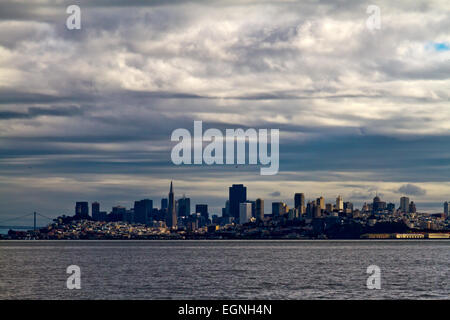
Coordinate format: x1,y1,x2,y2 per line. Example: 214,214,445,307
44,181,450,220
1,178,449,226
3,180,448,240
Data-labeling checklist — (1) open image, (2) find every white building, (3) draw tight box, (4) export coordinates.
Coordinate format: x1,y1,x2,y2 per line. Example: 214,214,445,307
239,202,252,224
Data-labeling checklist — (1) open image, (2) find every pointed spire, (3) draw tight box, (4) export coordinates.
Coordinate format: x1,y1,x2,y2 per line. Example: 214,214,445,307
170,180,173,193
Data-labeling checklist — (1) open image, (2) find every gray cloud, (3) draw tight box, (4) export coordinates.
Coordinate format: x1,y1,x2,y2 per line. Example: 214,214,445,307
0,0,449,222
396,184,427,196
0,106,85,120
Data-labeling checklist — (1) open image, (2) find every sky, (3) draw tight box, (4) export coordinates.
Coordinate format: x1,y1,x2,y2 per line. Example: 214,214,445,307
0,0,449,225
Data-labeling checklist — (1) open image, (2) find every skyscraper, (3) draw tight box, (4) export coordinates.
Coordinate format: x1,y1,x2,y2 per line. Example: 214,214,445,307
409,201,416,214
239,202,252,224
178,196,190,217
161,198,168,211
306,201,315,218
373,195,386,213
344,202,353,214
444,201,449,218
255,198,264,221
272,202,287,217
167,181,177,228
314,203,322,218
195,204,209,221
294,193,305,214
75,202,89,219
400,197,410,213
92,202,100,221
229,184,247,221
222,200,230,218
316,196,325,210
336,195,344,211
134,199,153,224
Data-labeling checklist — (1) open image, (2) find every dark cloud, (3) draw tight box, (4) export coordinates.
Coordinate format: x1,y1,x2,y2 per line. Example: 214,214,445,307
396,184,427,196
269,191,281,197
0,106,85,120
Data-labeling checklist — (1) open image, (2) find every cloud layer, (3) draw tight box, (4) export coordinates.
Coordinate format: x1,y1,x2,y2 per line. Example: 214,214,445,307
0,1,449,223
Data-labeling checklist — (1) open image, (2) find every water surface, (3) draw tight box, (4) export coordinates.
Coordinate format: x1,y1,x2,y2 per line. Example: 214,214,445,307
0,240,448,299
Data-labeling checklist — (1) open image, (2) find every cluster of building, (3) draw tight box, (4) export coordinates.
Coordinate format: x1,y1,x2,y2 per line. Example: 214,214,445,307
2,181,450,240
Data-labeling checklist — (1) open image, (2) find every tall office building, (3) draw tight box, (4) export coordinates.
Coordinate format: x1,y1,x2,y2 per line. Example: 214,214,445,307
400,197,410,213
344,202,353,214
222,200,230,218
195,204,209,221
161,198,168,211
386,202,395,213
306,201,315,218
316,196,325,210
229,184,247,221
255,198,264,220
409,201,416,214
444,201,449,218
75,202,89,219
178,196,190,217
294,193,305,214
111,205,126,221
134,199,153,224
373,195,386,213
249,200,256,218
336,195,344,211
167,181,177,228
272,202,287,217
92,202,100,221
313,203,322,218
239,202,252,224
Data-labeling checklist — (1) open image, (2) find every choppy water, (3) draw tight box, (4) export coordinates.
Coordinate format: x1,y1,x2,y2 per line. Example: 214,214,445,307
0,240,448,299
